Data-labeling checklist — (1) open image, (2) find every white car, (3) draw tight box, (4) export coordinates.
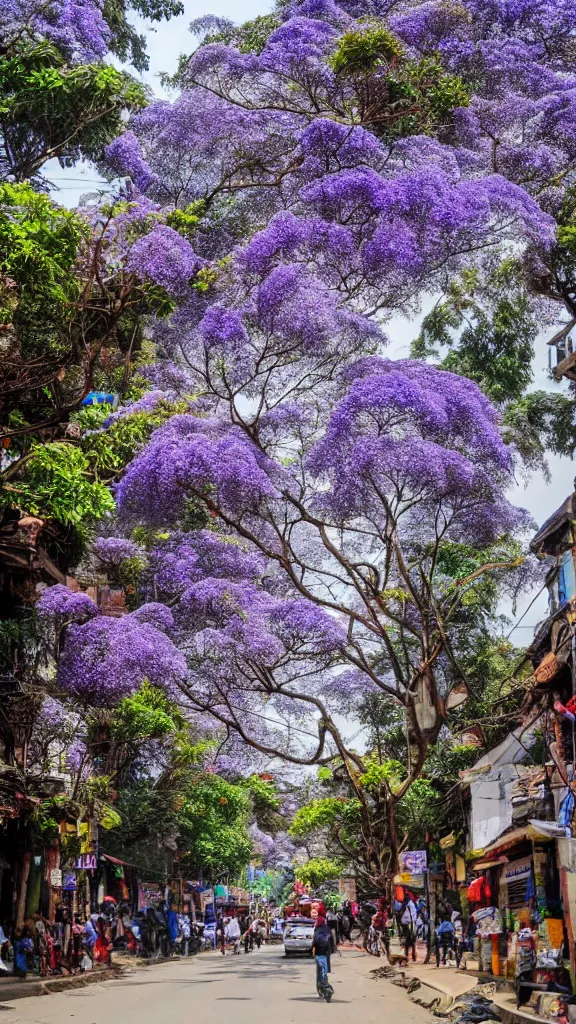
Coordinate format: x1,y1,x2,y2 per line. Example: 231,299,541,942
283,917,314,957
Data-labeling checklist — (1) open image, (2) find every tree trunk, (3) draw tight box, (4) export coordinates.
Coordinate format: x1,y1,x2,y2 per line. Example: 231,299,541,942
15,851,31,929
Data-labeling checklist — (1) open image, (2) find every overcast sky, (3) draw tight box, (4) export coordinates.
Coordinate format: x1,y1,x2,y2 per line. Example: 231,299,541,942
50,0,573,643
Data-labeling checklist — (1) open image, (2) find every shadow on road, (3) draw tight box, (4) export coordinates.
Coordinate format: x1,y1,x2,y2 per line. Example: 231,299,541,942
289,996,351,1003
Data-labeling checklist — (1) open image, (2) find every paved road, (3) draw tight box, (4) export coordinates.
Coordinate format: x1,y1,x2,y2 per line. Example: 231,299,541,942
0,945,430,1024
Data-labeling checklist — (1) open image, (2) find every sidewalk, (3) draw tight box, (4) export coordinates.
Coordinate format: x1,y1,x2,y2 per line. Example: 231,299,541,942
393,952,551,1024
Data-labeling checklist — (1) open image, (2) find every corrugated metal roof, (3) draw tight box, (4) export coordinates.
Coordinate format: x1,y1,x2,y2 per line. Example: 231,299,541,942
530,493,575,556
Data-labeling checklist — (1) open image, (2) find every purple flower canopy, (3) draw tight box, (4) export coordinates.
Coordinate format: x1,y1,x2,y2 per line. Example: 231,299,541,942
5,0,110,61
117,359,524,546
93,536,142,567
117,417,278,526
37,584,98,624
126,224,203,297
57,610,187,705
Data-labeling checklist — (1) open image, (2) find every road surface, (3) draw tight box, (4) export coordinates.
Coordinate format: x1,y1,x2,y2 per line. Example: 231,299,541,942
0,945,431,1024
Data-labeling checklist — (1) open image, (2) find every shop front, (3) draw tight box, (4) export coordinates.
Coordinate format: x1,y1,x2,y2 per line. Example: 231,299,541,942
467,826,572,1015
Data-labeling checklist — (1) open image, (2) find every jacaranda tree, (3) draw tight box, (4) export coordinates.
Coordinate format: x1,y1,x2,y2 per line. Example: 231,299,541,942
29,0,576,883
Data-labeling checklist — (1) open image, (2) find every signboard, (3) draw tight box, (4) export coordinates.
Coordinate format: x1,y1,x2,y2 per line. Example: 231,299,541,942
50,868,62,888
200,888,214,913
398,850,427,887
138,882,163,910
75,854,97,871
502,856,532,883
338,876,357,902
62,871,76,892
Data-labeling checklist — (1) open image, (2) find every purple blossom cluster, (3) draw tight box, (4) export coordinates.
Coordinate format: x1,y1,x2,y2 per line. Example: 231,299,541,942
307,359,523,543
126,224,203,297
149,530,265,599
176,570,346,682
93,536,142,567
4,0,109,60
37,584,98,624
117,416,279,526
105,132,158,193
57,607,186,705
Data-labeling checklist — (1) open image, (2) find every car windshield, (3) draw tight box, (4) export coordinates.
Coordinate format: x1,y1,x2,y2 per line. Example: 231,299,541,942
285,925,311,936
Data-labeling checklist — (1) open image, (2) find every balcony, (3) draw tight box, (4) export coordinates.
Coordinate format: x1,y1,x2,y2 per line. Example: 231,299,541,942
548,320,576,381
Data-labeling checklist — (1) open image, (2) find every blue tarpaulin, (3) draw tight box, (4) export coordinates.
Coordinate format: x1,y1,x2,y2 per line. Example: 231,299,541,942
81,391,116,406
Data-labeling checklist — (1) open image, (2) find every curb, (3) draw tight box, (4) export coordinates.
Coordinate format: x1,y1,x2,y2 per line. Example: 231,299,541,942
0,966,122,1002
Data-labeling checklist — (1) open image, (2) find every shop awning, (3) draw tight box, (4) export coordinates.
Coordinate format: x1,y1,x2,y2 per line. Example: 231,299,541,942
480,825,554,857
101,853,132,867
472,856,509,871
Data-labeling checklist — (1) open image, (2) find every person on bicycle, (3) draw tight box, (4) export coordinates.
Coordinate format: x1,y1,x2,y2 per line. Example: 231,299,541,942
372,899,391,958
312,914,335,995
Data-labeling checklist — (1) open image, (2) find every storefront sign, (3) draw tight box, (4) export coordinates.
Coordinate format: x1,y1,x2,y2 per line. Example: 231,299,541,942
50,868,62,888
62,871,76,891
138,882,163,909
75,854,97,871
399,850,427,886
502,856,532,883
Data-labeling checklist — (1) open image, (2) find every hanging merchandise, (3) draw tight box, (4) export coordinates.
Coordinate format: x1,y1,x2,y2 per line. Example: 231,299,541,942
467,875,492,904
558,789,575,830
472,906,503,936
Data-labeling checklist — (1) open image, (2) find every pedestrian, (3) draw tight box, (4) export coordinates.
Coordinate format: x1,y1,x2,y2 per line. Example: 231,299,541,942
339,901,353,943
225,914,241,954
435,918,456,967
178,911,191,956
94,917,112,965
252,918,264,949
217,916,226,955
14,925,33,979
326,906,339,948
312,914,335,996
82,916,97,957
400,895,418,962
372,899,391,958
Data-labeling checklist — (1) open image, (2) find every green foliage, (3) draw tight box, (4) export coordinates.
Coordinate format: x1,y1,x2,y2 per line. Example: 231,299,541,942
502,391,576,464
102,0,184,71
165,202,205,240
80,399,190,479
329,26,405,74
412,266,536,404
289,797,357,838
185,13,280,63
0,43,147,181
395,777,439,847
233,14,282,52
359,757,405,793
0,615,38,669
111,682,183,742
295,857,343,890
244,774,282,832
178,774,252,877
329,25,469,138
13,442,114,525
108,767,253,880
0,182,83,357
